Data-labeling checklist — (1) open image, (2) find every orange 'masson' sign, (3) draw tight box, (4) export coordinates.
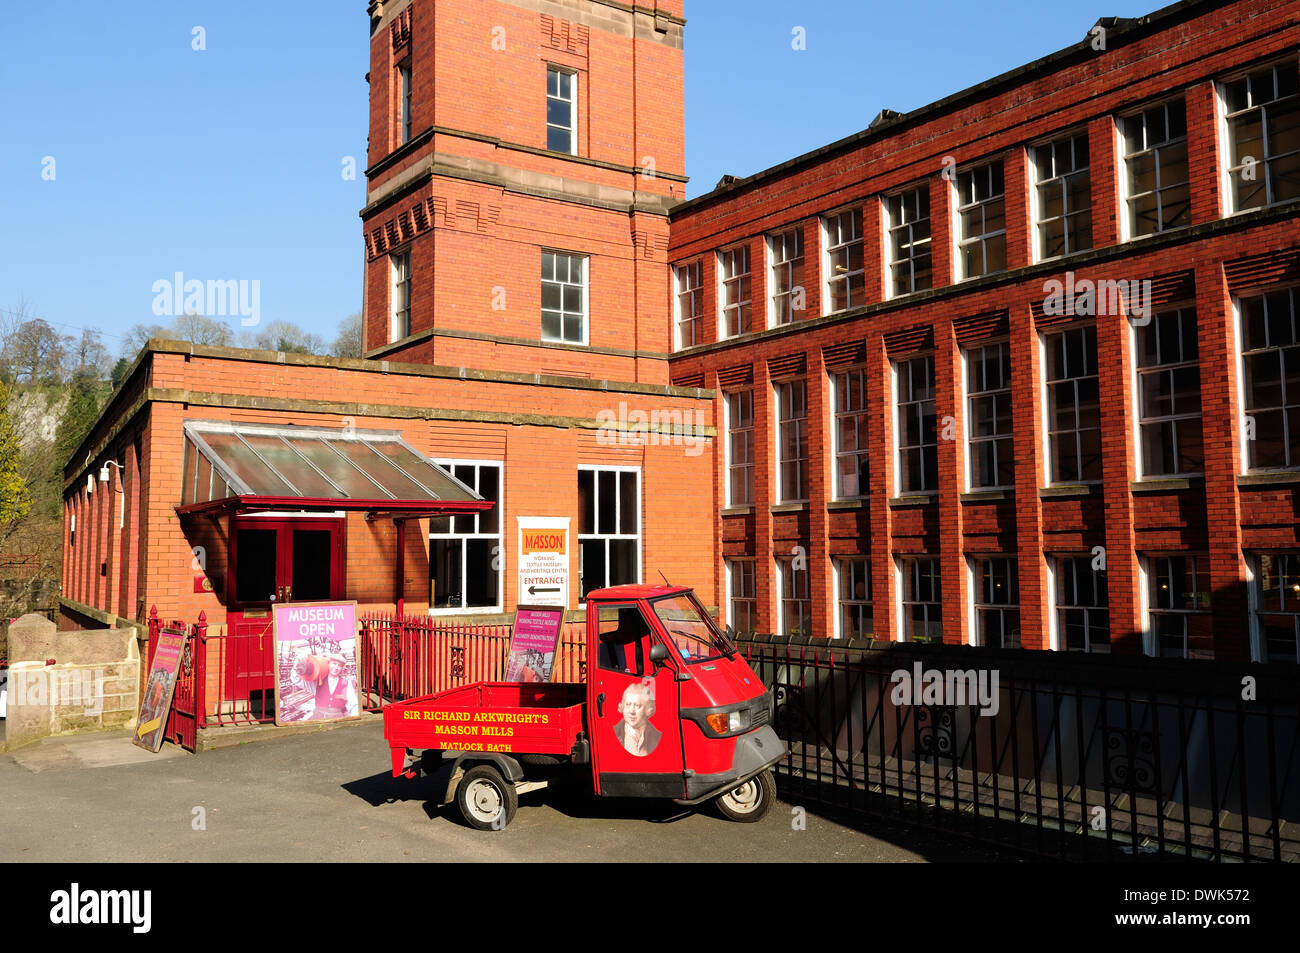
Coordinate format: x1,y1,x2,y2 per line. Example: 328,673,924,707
522,530,566,555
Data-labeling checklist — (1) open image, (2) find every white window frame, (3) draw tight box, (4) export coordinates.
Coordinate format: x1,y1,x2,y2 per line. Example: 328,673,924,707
774,379,808,503
428,459,504,615
1050,555,1110,653
1040,325,1102,486
673,260,703,351
1029,131,1092,262
1131,307,1203,480
398,61,412,145
954,161,1007,280
717,244,753,340
541,249,588,346
724,390,754,507
776,556,810,637
390,250,411,343
893,354,937,496
967,555,1020,648
963,341,1014,491
767,227,805,328
1119,98,1191,241
1140,553,1211,659
884,185,932,298
577,465,641,600
834,556,873,641
832,367,870,500
895,555,941,643
546,65,578,156
1218,60,1300,214
1235,288,1300,472
725,558,757,637
821,208,865,315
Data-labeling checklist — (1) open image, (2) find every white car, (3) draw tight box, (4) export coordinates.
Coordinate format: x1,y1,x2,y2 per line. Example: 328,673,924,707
0,666,7,719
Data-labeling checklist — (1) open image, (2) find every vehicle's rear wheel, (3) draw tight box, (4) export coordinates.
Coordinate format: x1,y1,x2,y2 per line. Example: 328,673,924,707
714,768,776,823
457,764,518,831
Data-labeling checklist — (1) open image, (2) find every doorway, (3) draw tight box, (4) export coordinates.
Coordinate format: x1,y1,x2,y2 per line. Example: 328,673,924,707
225,516,345,720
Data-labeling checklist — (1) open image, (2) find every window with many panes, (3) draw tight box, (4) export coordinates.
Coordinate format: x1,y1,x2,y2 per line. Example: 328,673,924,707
833,368,870,499
895,355,937,494
1145,554,1210,659
886,187,932,297
956,163,1006,279
1251,553,1300,663
1240,288,1300,470
1222,61,1300,212
718,246,753,338
1055,556,1109,653
429,462,501,611
546,66,576,154
778,556,810,636
776,380,808,502
769,228,805,326
725,391,754,506
899,556,942,642
578,468,639,600
541,250,586,344
966,342,1014,489
1136,308,1203,477
1033,133,1092,259
1122,99,1190,237
972,557,1020,648
1044,326,1101,483
674,261,703,350
390,251,411,342
823,209,865,313
727,560,757,637
837,557,873,640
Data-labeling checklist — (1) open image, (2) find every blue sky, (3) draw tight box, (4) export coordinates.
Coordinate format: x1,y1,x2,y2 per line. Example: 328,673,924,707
1,0,1147,357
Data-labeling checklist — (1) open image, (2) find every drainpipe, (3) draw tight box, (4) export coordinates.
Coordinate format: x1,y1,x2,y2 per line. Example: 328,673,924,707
395,518,406,618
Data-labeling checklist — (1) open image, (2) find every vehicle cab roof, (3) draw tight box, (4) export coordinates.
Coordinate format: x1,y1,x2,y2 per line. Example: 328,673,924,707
585,584,691,602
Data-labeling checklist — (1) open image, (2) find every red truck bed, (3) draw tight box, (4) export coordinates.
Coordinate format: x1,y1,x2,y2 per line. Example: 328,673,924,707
384,682,586,775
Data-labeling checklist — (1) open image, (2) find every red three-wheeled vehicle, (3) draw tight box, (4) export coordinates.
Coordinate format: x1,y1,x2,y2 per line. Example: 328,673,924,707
384,585,785,830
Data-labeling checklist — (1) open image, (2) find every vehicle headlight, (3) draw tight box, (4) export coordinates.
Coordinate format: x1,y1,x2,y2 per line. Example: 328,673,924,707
728,709,749,732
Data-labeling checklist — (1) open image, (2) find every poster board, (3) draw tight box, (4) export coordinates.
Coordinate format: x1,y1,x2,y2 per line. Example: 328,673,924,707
504,606,566,683
517,517,570,609
133,624,187,752
273,601,361,726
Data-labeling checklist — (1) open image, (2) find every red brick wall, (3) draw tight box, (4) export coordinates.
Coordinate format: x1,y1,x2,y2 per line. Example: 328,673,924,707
667,0,1300,658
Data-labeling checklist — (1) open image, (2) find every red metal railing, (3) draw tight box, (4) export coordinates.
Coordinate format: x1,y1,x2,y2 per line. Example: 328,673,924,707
359,613,586,710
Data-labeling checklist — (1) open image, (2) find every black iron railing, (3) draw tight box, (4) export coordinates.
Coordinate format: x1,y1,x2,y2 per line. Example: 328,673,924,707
739,635,1300,862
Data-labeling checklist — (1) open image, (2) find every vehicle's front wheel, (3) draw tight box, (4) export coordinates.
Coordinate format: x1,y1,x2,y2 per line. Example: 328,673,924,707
456,764,518,831
714,768,776,822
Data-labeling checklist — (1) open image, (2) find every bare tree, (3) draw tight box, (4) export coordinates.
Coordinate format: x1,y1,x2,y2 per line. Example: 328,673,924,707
172,311,235,347
331,311,365,359
242,320,327,355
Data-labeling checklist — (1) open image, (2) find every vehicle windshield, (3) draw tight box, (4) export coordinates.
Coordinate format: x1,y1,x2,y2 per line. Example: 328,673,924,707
650,592,737,664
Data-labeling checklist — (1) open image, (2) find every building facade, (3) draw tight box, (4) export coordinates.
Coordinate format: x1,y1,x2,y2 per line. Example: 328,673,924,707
60,0,715,653
666,0,1300,661
59,0,1300,672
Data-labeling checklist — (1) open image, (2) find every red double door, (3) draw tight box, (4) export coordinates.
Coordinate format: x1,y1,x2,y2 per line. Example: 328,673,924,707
225,517,346,716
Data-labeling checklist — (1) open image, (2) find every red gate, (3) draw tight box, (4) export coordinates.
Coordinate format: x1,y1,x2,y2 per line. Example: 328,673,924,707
146,606,200,753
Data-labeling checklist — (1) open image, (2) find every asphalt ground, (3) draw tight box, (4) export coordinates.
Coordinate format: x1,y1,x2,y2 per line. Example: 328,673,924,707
0,721,1011,863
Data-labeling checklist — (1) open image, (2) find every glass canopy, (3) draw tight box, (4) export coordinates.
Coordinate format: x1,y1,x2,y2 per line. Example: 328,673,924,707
178,420,488,514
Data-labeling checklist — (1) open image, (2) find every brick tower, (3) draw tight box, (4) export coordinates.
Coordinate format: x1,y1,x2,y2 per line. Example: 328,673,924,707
361,0,687,383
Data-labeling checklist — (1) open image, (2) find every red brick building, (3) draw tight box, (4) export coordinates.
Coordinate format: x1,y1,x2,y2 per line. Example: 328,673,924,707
666,0,1300,661
59,0,714,656
60,0,1300,672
